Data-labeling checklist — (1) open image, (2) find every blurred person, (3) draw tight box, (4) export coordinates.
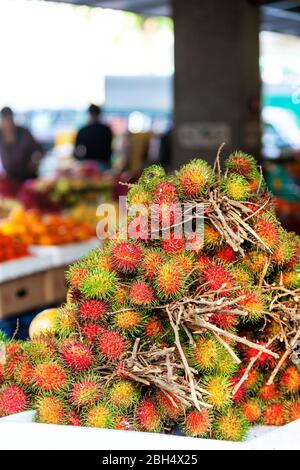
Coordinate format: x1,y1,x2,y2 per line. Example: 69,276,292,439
0,107,43,182
74,104,112,170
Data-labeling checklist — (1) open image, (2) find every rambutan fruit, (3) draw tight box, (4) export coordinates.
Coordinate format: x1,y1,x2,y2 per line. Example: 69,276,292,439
36,395,66,425
154,181,178,204
115,416,134,431
140,248,164,280
238,366,263,393
68,410,81,426
244,341,275,369
69,375,101,407
84,402,115,428
113,310,144,334
55,304,77,338
258,383,281,401
230,376,247,404
14,361,34,386
23,336,57,361
98,330,126,360
144,317,164,338
80,268,118,300
287,400,300,422
161,233,186,254
254,214,279,250
136,398,163,433
139,164,166,192
66,262,89,289
214,409,249,441
214,245,237,263
155,389,183,420
66,288,82,304
111,241,142,273
60,340,94,372
272,232,294,265
203,263,234,295
78,300,108,323
281,365,300,394
127,184,151,206
226,151,257,177
263,402,286,426
4,351,27,380
177,159,214,198
185,231,203,253
204,224,222,247
32,361,67,392
278,268,300,289
196,254,212,271
209,310,238,331
242,399,263,424
183,409,211,437
189,334,220,371
222,174,250,201
173,252,195,274
113,285,129,307
230,263,254,286
81,323,105,343
244,250,269,274
238,290,265,323
204,375,232,410
109,380,140,410
215,348,238,376
129,280,155,307
0,384,28,417
154,260,186,300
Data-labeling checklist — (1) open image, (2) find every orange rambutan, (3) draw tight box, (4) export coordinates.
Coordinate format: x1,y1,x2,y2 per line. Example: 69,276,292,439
242,399,263,423
204,224,222,247
226,151,257,177
183,409,210,437
36,396,66,425
111,241,142,273
155,389,183,420
177,159,214,198
84,402,115,428
254,215,279,250
196,254,212,271
203,263,234,295
144,317,164,338
60,340,93,372
154,261,185,300
78,300,108,322
258,382,281,401
66,263,89,289
278,269,300,289
69,375,101,407
14,361,34,386
113,310,144,334
238,290,265,322
173,252,195,274
0,384,28,417
98,330,126,360
244,250,269,274
237,366,263,392
281,365,300,394
32,361,67,392
129,281,155,307
287,400,300,422
263,402,286,426
140,249,163,280
136,398,162,432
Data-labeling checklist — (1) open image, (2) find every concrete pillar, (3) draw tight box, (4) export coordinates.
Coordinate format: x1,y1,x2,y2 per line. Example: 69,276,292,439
172,0,261,169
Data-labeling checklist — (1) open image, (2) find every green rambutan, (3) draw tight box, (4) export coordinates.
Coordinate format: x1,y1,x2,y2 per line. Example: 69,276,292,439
214,245,237,263
154,260,185,300
254,214,279,250
258,383,281,401
204,224,222,247
230,264,254,286
287,400,300,422
80,268,118,300
98,330,126,360
23,336,57,361
0,384,28,417
144,317,164,338
129,280,155,307
60,340,94,372
155,389,183,420
244,250,269,274
226,151,257,177
189,334,220,371
214,409,249,441
32,361,67,392
84,402,115,428
281,365,300,394
139,164,166,191
242,399,263,423
238,289,265,322
161,233,186,254
203,263,234,295
81,323,105,343
263,402,286,426
177,159,214,198
222,174,250,201
69,375,101,407
111,241,142,273
140,248,164,280
36,395,67,425
183,409,211,437
66,262,89,289
113,310,144,334
78,300,108,323
136,398,163,433
203,375,232,410
215,348,238,376
109,380,140,410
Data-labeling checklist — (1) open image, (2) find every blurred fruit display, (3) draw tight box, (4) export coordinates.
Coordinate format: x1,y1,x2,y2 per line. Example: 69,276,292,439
0,233,28,262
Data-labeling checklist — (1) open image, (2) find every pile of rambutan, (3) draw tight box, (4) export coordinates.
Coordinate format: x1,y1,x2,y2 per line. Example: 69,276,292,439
0,150,300,442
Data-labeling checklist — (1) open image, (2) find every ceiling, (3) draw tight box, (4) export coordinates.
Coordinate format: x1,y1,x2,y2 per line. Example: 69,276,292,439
41,0,300,35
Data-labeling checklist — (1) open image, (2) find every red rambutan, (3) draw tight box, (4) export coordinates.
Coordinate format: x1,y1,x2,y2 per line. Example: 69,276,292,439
115,416,133,431
154,181,178,203
136,398,162,433
258,383,281,401
111,241,142,273
144,317,164,338
0,384,28,417
209,309,238,331
129,281,155,307
61,340,93,372
244,341,275,368
203,263,234,295
196,254,212,271
230,377,247,404
68,410,81,426
81,323,105,343
78,300,108,322
184,409,210,437
254,216,279,250
214,245,237,263
161,233,185,254
98,330,126,360
263,402,286,426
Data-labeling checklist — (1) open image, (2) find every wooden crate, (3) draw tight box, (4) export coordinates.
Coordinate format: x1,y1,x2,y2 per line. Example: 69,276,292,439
0,272,47,319
44,266,68,304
